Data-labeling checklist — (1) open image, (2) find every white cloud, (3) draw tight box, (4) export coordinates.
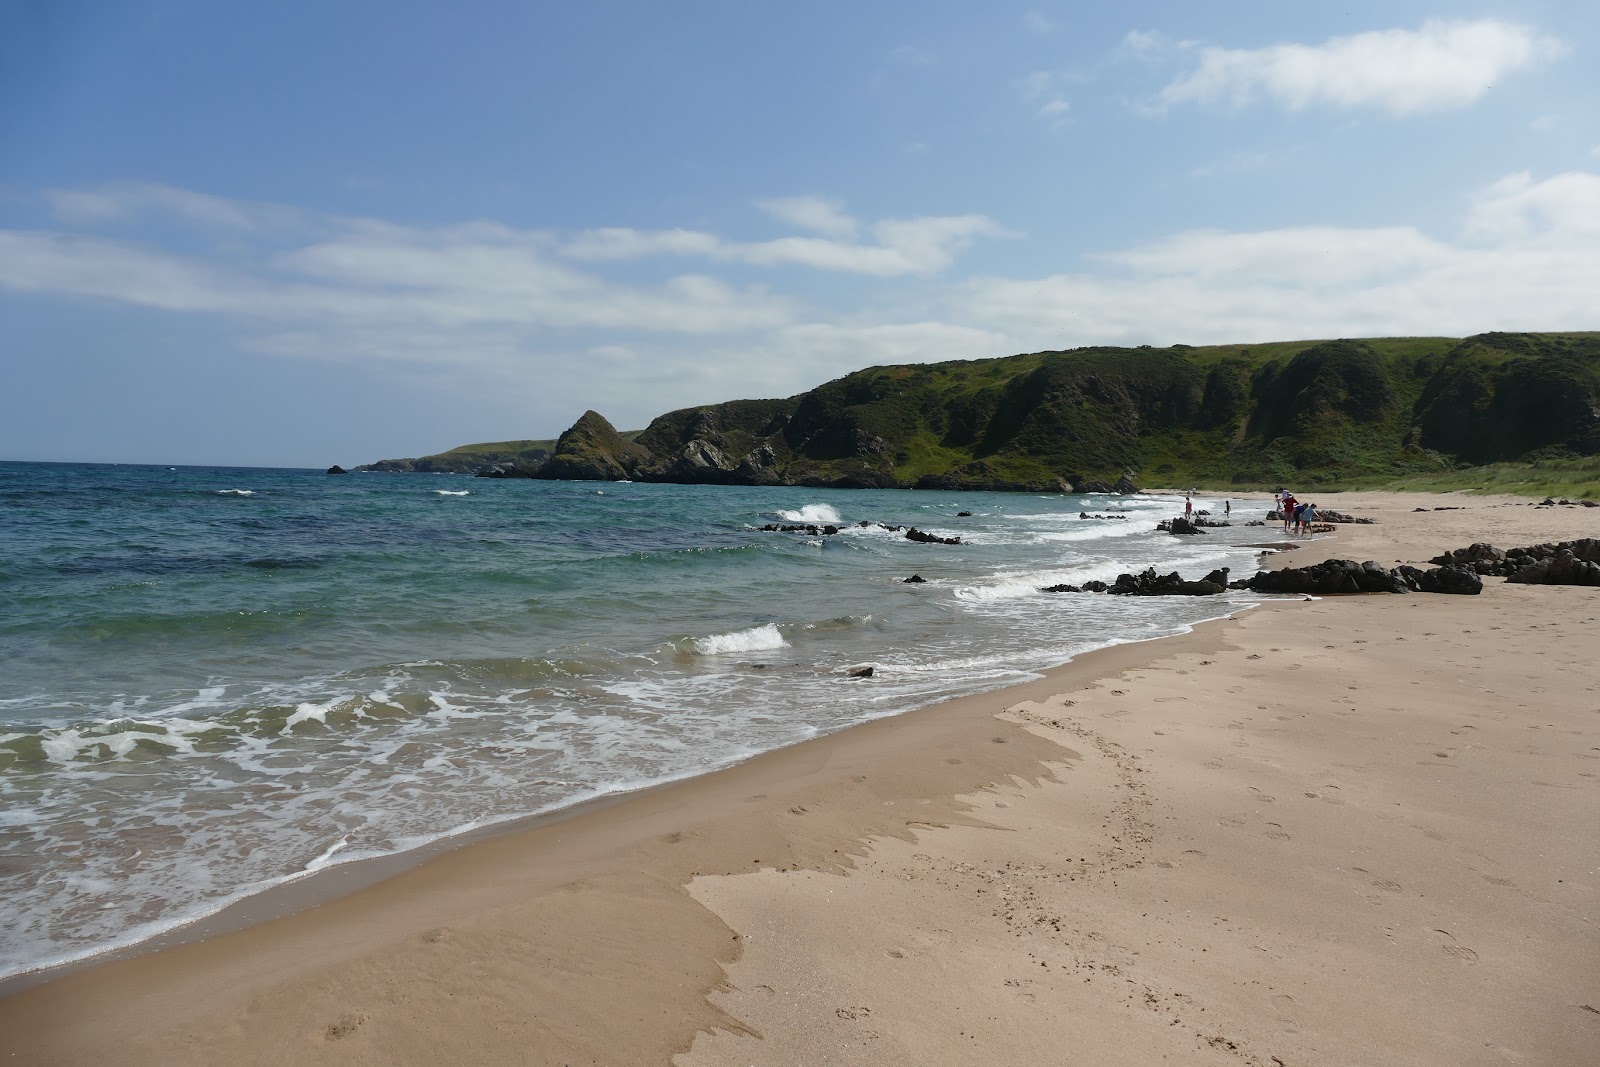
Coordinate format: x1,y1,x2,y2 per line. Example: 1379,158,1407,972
962,170,1600,347
45,182,301,230
755,196,859,239
1158,19,1566,115
1020,71,1072,124
1462,170,1600,243
563,211,1005,277
0,218,793,340
1023,11,1053,35
561,227,722,260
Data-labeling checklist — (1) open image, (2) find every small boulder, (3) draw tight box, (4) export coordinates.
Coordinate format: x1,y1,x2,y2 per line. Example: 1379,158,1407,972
903,574,928,584
326,465,348,475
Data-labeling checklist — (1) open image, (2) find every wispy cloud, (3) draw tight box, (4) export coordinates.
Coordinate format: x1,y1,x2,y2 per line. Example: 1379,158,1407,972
1022,10,1053,35
1156,19,1565,115
45,182,304,230
1020,71,1072,124
755,196,859,239
563,209,1006,277
962,170,1600,346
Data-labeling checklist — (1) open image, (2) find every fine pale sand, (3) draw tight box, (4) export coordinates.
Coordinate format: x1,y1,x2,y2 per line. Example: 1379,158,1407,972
2,493,1596,1065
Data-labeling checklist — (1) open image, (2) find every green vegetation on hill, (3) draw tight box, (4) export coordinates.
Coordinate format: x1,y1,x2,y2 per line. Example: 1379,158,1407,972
368,332,1600,494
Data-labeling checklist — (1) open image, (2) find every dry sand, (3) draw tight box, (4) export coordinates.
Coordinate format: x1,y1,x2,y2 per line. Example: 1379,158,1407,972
1,492,1596,1066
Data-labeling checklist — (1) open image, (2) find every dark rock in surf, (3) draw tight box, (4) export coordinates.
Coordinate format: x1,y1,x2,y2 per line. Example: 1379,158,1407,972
326,465,348,475
903,574,928,584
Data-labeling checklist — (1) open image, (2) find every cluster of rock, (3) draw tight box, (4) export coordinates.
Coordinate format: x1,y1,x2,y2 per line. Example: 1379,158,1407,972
1429,540,1600,585
1537,498,1599,507
757,520,961,546
1240,559,1483,595
1157,517,1225,534
1267,509,1376,524
1079,512,1129,520
1043,567,1232,596
1043,558,1485,597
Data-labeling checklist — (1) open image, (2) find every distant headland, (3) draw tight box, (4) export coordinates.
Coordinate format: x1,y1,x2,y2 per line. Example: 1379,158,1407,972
359,332,1600,495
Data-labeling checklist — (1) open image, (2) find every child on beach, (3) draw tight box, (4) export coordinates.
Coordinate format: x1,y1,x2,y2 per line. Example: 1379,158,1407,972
1184,496,1193,518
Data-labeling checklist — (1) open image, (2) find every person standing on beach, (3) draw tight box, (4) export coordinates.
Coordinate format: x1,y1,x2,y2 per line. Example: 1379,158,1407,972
1281,493,1297,533
1224,500,1231,518
1184,495,1193,519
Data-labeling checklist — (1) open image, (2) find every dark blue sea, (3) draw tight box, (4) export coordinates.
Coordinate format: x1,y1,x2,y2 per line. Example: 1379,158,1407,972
0,460,1275,979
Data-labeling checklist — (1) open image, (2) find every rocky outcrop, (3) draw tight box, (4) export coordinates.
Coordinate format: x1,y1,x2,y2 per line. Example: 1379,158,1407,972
1268,509,1376,524
1430,538,1600,583
1233,559,1481,595
1158,517,1205,535
1504,551,1600,586
1042,566,1229,596
1237,559,1411,594
758,520,961,545
1113,471,1141,495
326,465,348,475
904,527,961,545
537,411,652,481
1394,564,1485,594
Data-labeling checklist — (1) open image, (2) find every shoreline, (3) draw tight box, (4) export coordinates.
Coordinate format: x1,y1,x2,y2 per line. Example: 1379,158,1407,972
0,567,1264,995
4,490,1596,1065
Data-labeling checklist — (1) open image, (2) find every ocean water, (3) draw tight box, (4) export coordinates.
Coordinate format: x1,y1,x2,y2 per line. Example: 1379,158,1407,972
0,461,1276,980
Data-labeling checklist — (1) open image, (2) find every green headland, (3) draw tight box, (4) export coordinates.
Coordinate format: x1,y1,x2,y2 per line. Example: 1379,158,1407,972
363,331,1600,498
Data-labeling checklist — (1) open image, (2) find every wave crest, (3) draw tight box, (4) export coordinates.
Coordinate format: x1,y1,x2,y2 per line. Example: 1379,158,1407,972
774,503,840,523
691,623,788,655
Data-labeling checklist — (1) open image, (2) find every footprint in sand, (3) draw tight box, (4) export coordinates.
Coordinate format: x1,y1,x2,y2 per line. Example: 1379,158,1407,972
1218,814,1248,828
1203,758,1225,769
1371,879,1402,892
1432,929,1480,964
1263,823,1291,841
324,1014,366,1041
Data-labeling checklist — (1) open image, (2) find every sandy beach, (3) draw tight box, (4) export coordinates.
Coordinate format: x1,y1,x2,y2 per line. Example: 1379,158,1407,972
2,491,1596,1066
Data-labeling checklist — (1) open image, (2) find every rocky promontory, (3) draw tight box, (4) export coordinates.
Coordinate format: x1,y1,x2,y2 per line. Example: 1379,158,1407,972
362,331,1600,492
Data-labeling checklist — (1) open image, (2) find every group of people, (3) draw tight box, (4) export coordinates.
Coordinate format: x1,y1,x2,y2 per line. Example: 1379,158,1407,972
1275,489,1319,536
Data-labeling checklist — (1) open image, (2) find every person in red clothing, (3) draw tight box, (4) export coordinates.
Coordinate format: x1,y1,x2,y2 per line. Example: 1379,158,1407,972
1280,492,1297,533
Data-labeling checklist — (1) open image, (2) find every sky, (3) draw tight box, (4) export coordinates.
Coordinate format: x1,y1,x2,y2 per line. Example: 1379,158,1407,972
2,1,1598,468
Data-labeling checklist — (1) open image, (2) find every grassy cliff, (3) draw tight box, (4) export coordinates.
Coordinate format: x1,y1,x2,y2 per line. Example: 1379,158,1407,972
368,332,1600,495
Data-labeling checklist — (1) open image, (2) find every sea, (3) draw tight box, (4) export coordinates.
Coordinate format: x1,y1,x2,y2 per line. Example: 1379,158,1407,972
0,460,1279,981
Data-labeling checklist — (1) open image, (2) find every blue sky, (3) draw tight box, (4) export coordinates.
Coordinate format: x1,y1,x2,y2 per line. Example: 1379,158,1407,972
3,1,1598,467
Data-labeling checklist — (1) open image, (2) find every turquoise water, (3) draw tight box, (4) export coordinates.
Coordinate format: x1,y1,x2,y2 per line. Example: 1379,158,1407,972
0,460,1271,979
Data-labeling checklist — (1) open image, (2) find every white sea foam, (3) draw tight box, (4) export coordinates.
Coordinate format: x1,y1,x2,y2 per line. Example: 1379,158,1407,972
435,490,470,496
692,623,788,655
217,489,254,496
775,503,841,523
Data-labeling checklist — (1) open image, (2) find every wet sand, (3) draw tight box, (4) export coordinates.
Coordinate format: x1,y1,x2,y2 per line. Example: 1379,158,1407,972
2,492,1596,1065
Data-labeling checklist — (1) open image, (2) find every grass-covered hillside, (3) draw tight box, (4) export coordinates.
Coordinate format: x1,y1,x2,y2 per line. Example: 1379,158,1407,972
362,432,640,473
370,332,1600,494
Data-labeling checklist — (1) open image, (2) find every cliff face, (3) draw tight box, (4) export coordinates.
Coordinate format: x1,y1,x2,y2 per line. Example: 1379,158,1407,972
382,331,1600,490
533,410,653,481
